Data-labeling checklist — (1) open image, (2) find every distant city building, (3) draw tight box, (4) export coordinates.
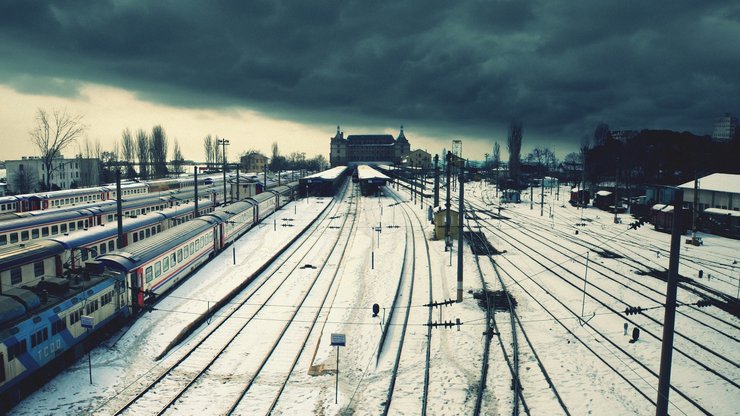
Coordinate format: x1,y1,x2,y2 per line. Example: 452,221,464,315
712,113,738,142
330,125,411,166
5,156,100,193
240,152,269,173
610,130,638,142
402,149,432,169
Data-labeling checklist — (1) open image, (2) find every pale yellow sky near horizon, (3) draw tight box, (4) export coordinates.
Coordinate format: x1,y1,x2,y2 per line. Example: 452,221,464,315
0,82,539,164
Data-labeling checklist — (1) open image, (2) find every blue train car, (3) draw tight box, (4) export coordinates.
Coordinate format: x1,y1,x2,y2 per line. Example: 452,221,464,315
0,271,128,410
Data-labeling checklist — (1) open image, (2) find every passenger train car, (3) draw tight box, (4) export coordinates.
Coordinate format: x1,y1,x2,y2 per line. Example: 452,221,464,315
0,181,299,409
0,201,217,291
0,188,221,248
0,173,225,216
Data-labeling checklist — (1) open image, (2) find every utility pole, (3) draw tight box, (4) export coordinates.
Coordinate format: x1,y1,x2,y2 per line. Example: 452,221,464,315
457,165,464,302
614,157,620,224
218,138,230,205
656,188,684,416
236,165,240,201
433,154,440,207
194,166,199,217
264,162,268,192
115,169,124,249
445,151,452,251
540,176,545,216
692,171,699,245
530,182,533,210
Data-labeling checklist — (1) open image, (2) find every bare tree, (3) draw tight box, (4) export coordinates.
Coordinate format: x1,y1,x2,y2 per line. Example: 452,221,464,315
492,142,501,168
593,122,611,147
507,120,523,185
203,135,214,170
121,128,136,178
10,166,37,194
172,139,185,174
136,129,150,179
29,108,87,191
150,125,169,178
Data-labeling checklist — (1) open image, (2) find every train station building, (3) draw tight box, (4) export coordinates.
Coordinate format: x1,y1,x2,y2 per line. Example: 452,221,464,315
329,126,411,167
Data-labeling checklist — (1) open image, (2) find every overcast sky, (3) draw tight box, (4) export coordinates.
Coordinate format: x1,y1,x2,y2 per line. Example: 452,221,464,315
1,1,738,162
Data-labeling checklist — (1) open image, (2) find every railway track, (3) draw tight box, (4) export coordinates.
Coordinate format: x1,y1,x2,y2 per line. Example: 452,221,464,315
465,198,732,415
465,206,572,416
101,182,357,415
380,188,436,415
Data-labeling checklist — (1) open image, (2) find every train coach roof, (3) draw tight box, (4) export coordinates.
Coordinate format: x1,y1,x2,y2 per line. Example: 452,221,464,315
0,239,65,269
358,165,390,181
16,187,105,200
0,207,104,233
49,213,167,248
96,216,218,271
248,192,276,204
302,166,347,181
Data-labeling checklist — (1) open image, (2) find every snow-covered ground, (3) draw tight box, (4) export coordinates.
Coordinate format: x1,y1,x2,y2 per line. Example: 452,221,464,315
10,180,740,415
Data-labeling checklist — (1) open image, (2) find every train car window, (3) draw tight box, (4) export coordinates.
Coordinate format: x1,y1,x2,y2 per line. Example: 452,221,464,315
32,228,40,239
84,220,89,228
8,339,27,361
34,261,44,277
184,245,189,258
190,242,194,254
177,249,183,263
21,230,29,241
133,233,139,243
145,266,153,283
163,256,169,272
157,225,162,232
51,225,58,235
145,229,151,238
77,220,84,228
10,232,18,244
0,235,6,246
51,319,66,335
64,198,69,204
195,240,200,251
109,241,115,251
171,253,176,265
69,222,76,231
11,268,22,285
155,262,161,277
61,224,67,233
100,243,107,254
81,249,89,261
139,230,144,240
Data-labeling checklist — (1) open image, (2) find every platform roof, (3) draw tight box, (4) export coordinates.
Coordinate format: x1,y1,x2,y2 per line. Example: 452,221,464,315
302,166,347,181
357,165,390,181
678,173,740,194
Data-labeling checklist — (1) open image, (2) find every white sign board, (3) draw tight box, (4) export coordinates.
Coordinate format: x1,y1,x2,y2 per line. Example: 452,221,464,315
81,315,94,329
330,333,346,346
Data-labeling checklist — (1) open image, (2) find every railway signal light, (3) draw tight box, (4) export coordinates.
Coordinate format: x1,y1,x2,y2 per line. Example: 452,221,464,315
624,306,643,315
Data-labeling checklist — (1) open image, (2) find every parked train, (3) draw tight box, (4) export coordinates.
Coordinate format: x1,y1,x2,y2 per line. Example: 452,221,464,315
0,187,222,248
0,182,298,410
0,174,226,216
0,201,218,291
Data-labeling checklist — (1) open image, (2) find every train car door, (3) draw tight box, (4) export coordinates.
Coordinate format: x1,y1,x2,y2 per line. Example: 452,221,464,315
213,226,221,251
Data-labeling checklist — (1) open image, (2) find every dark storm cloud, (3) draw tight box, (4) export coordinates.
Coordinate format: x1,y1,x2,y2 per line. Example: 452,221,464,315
0,0,738,147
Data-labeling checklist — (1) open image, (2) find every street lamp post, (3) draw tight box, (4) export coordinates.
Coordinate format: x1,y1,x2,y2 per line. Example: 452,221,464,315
218,138,230,205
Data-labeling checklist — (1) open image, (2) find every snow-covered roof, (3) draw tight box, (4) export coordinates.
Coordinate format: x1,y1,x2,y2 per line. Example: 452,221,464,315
357,165,390,181
678,173,740,194
303,166,347,181
651,203,674,212
596,190,612,196
704,207,740,217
